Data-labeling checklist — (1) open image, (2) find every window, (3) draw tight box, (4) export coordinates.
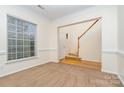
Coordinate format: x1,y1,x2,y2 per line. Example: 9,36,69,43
7,15,36,61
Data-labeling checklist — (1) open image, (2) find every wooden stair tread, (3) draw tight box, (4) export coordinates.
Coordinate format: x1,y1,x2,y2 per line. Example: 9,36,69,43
68,53,78,57
66,55,78,58
60,59,101,71
65,55,81,61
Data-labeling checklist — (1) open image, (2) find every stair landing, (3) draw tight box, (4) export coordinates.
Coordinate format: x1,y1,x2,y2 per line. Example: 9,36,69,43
65,55,81,61
60,58,101,71
68,53,78,57
65,53,81,61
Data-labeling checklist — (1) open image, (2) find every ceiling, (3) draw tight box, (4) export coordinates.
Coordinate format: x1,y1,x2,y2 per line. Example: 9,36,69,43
27,5,93,20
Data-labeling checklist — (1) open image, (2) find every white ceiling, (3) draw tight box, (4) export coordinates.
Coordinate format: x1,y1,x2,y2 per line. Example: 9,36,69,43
27,5,93,20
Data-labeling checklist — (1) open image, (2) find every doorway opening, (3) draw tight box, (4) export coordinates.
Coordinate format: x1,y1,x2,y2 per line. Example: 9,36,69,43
57,17,102,71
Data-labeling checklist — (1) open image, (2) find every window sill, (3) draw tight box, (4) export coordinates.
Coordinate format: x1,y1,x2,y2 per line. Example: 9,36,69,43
6,56,38,64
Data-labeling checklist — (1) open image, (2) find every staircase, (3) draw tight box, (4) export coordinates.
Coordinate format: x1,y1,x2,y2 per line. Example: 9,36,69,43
60,53,101,71
65,53,81,61
60,17,101,63
59,17,101,71
77,18,100,56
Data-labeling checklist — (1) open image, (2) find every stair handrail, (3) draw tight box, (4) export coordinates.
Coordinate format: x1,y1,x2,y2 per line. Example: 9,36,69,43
77,18,101,56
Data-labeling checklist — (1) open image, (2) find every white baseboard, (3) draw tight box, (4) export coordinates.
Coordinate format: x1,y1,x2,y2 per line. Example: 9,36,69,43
103,70,124,86
0,62,49,77
118,75,124,86
102,69,118,75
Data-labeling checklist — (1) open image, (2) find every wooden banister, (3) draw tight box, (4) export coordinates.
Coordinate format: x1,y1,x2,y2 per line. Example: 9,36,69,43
78,19,99,39
77,18,100,56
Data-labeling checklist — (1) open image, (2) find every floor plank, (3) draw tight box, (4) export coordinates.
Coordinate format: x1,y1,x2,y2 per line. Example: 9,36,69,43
0,62,122,87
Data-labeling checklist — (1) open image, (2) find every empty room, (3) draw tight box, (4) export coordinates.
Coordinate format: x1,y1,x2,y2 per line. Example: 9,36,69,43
0,5,124,87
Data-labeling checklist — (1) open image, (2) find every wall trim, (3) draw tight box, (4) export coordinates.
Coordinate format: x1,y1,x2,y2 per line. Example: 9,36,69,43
102,49,124,56
103,50,124,86
38,48,57,52
102,49,118,54
0,49,57,55
6,56,38,64
102,69,118,75
0,51,6,55
117,50,124,57
118,75,124,86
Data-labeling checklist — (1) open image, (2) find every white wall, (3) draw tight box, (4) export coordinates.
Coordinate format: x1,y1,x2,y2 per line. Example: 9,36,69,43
79,20,101,62
50,6,118,74
0,5,121,79
117,6,124,85
0,5,55,77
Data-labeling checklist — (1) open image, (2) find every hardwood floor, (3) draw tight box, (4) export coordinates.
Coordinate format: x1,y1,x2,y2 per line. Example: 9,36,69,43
0,62,122,87
60,59,101,71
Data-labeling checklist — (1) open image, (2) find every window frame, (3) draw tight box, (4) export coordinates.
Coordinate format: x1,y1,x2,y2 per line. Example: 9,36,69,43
6,14,37,64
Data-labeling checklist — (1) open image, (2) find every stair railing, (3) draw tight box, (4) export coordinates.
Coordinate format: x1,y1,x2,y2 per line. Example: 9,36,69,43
77,18,101,56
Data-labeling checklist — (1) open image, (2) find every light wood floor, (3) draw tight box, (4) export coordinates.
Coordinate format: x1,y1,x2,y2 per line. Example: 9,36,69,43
0,62,122,87
60,59,101,71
